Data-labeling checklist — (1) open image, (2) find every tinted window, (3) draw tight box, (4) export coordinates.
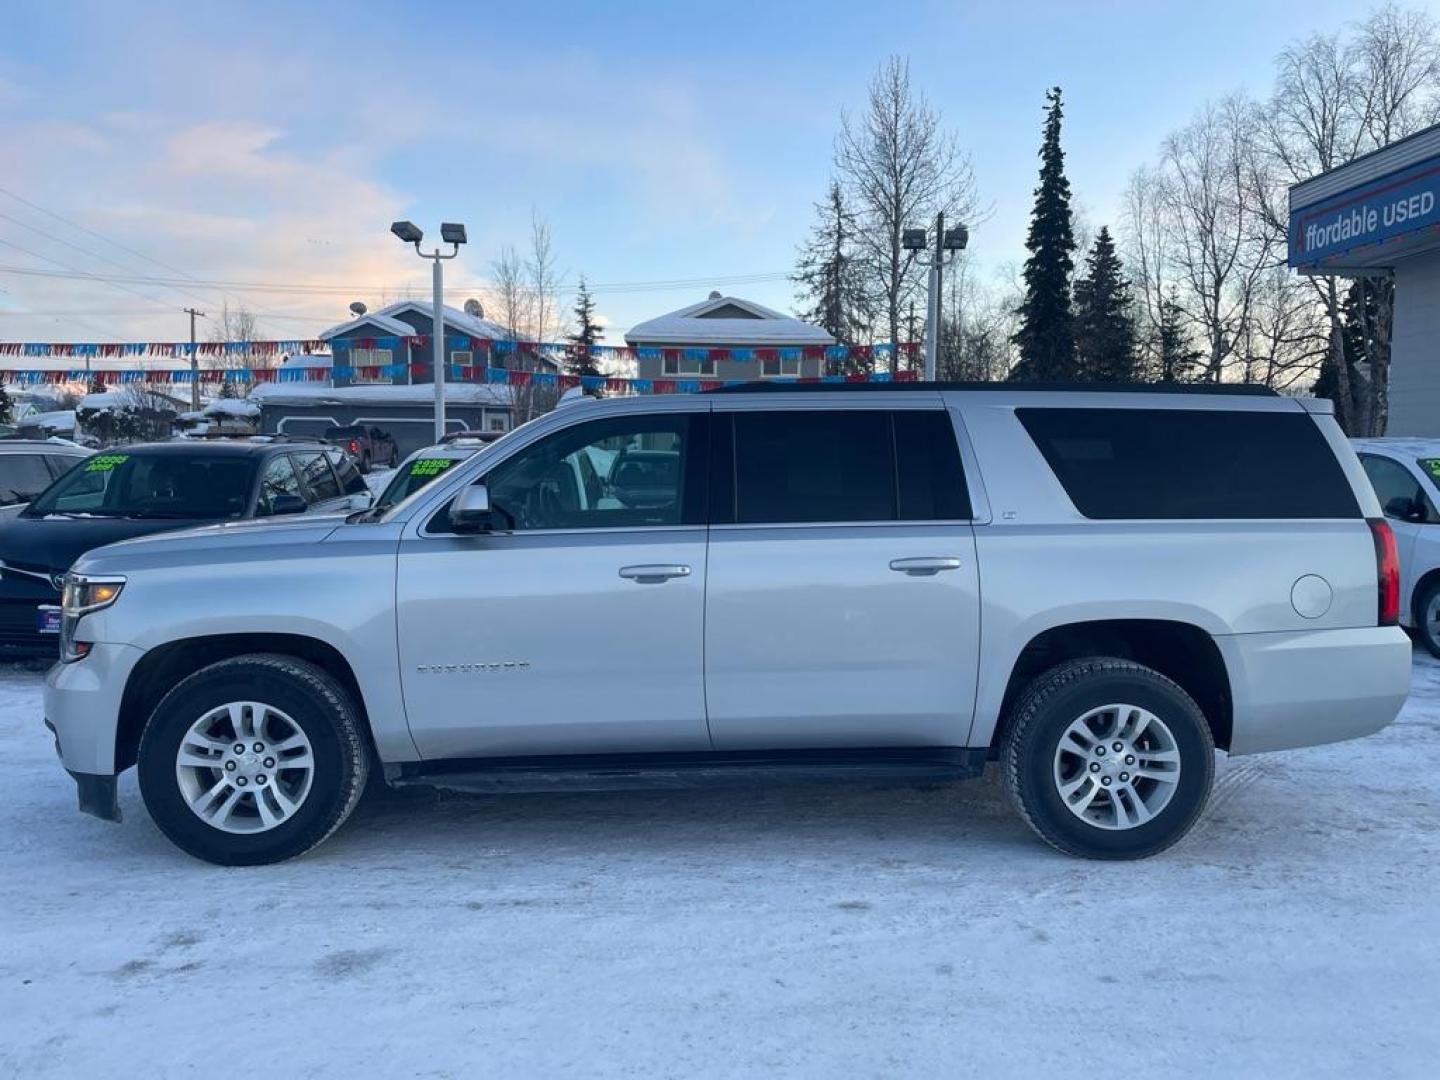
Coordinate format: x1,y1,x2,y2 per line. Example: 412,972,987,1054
0,455,57,507
44,454,85,480
292,452,341,502
379,455,461,509
327,448,367,495
432,413,703,532
733,410,895,524
1017,408,1360,520
257,455,304,516
895,411,971,520
23,452,255,519
1361,454,1435,522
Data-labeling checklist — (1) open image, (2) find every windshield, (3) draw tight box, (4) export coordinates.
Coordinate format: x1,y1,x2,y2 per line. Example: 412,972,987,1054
376,455,461,510
23,451,257,519
1419,459,1440,486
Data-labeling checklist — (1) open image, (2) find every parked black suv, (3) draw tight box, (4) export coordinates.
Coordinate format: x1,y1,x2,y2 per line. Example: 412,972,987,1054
0,439,370,653
324,425,398,473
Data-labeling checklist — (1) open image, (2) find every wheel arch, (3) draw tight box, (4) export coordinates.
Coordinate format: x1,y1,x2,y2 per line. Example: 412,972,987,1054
1411,566,1440,630
116,633,376,773
986,619,1233,753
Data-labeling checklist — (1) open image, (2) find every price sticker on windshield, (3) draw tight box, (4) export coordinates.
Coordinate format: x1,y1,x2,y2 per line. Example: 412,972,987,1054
1421,459,1440,482
409,458,456,477
84,454,129,473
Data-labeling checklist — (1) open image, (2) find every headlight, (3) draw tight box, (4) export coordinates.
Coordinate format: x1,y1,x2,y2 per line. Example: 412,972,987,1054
59,573,125,662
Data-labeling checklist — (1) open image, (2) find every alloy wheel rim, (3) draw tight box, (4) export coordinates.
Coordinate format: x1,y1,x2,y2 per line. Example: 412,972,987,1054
1052,703,1182,830
1427,593,1440,636
174,701,315,835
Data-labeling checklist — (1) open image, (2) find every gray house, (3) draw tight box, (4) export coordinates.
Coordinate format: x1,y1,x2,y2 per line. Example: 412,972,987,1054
249,382,513,458
318,299,558,386
625,293,835,381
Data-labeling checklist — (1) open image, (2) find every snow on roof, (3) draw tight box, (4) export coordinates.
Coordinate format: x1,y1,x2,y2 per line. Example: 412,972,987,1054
318,300,512,343
625,295,835,347
23,410,76,431
204,398,261,418
248,382,512,408
78,390,184,413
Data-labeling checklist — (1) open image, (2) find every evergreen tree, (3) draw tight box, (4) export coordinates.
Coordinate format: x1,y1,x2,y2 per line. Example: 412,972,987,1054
565,277,605,379
1011,87,1077,381
1153,291,1203,383
0,381,11,425
1072,227,1137,382
793,180,873,358
219,378,238,399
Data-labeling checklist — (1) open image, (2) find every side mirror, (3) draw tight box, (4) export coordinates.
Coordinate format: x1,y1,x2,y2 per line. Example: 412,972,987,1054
1384,495,1425,523
271,494,308,516
451,483,494,534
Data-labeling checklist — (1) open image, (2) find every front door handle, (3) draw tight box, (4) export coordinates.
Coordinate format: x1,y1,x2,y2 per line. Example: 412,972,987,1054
619,564,692,583
889,557,962,576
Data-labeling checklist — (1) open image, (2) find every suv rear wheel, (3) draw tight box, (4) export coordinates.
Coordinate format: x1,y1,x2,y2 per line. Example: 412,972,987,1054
1001,658,1215,859
1414,578,1440,658
137,654,369,866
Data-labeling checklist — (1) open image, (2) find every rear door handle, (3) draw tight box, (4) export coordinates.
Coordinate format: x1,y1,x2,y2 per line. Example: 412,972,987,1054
619,564,692,583
889,557,962,576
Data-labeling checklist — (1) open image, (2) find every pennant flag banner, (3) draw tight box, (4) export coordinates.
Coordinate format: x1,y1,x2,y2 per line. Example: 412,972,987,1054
0,335,923,394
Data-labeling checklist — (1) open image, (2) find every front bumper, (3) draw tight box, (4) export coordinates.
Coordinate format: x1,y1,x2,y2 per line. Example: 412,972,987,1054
43,640,145,785
1219,625,1412,755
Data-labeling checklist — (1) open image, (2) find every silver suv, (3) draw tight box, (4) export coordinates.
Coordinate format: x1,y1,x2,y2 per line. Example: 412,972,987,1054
43,385,1412,865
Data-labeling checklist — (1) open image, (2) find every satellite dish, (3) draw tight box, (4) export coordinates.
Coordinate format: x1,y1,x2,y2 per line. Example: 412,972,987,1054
463,298,484,318
708,290,722,300
349,301,368,317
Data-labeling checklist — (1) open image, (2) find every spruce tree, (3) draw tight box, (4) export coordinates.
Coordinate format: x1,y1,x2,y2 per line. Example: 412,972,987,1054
1154,291,1203,383
566,277,604,379
0,381,11,425
793,180,873,357
1072,227,1137,382
1011,87,1077,381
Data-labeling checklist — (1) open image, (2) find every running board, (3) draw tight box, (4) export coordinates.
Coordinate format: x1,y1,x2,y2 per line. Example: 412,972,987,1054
388,747,987,796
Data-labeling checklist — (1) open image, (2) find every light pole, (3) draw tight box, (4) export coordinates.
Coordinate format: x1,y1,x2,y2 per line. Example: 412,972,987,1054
391,220,466,441
902,216,968,380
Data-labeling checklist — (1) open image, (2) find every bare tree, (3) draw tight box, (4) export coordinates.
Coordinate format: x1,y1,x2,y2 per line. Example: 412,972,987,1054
490,245,533,340
834,56,978,370
526,212,563,346
208,301,262,378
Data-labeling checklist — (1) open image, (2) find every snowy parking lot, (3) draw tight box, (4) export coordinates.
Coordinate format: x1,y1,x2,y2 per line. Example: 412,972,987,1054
2,651,1438,1077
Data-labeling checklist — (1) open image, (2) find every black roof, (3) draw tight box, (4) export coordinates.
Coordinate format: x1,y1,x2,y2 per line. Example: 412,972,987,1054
703,380,1279,396
111,439,325,456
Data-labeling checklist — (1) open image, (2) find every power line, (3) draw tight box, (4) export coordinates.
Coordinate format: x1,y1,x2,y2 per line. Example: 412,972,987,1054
0,261,792,297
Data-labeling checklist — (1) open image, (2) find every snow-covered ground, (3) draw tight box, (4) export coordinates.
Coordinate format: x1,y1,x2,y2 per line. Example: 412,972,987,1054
3,652,1438,1077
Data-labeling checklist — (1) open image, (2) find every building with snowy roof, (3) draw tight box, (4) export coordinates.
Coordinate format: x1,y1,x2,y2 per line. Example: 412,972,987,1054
248,381,513,457
318,299,557,387
625,292,835,381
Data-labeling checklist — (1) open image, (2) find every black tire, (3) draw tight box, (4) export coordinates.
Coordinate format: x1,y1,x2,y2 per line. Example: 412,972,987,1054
1414,579,1440,658
358,451,371,475
1001,657,1215,860
137,654,370,866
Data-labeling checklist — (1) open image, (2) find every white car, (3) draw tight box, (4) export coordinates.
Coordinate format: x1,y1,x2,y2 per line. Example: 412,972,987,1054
0,439,91,517
1354,437,1440,654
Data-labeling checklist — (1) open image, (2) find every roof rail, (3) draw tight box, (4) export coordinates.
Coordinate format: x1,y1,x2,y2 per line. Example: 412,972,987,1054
702,380,1279,396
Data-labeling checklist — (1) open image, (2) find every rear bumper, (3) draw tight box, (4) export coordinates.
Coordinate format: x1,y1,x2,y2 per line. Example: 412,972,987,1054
1219,626,1412,755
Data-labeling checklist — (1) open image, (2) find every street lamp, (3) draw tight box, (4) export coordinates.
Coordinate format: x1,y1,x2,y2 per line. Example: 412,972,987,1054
391,219,466,440
904,214,969,380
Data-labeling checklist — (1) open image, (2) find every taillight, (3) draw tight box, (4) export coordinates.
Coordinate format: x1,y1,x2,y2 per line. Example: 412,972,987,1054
1368,517,1400,626
349,439,359,453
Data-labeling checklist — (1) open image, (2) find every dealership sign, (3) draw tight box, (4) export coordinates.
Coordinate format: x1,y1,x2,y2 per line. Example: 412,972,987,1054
1290,156,1440,266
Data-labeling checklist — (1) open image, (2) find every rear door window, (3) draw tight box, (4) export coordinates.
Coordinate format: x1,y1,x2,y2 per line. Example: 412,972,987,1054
1017,407,1360,520
731,410,896,524
292,451,341,502
327,448,368,495
0,455,57,507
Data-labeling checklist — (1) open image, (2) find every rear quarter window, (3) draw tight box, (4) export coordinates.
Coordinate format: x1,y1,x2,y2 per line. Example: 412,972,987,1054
1016,407,1360,520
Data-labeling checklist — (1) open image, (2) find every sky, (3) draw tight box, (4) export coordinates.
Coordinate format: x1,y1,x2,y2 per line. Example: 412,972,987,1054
0,0,1428,351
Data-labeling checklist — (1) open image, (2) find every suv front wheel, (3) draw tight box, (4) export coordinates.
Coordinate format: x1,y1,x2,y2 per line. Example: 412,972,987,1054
137,654,370,866
1001,658,1215,859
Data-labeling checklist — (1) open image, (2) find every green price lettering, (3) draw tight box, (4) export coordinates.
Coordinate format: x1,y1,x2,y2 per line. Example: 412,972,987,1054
409,458,456,477
85,454,130,473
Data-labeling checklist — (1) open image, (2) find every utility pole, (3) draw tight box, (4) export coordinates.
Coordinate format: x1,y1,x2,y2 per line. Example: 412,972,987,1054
924,211,945,381
184,307,205,411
